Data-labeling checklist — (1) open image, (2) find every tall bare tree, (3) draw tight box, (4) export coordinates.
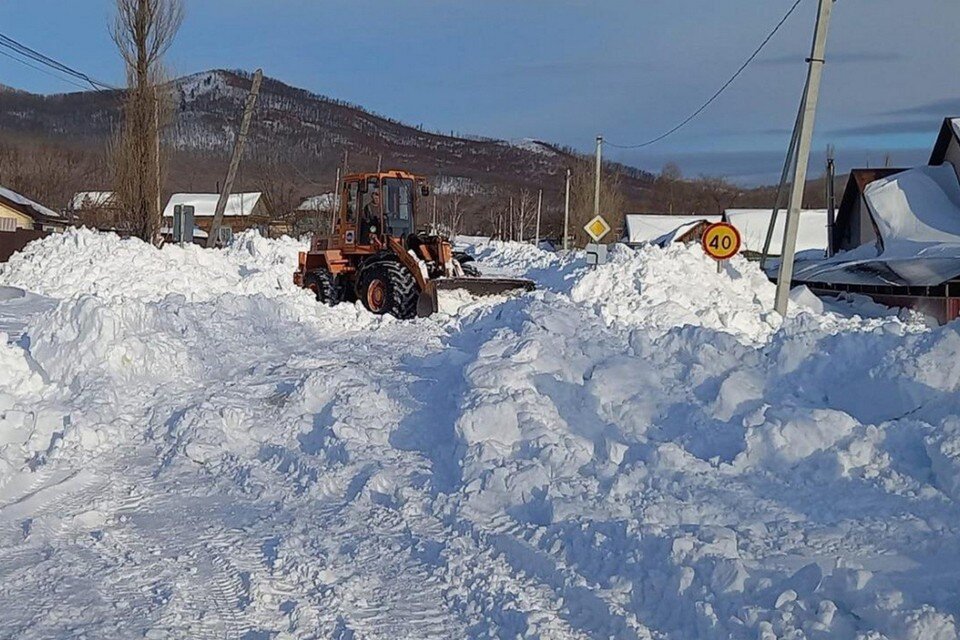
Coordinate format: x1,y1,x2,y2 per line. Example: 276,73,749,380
110,0,183,242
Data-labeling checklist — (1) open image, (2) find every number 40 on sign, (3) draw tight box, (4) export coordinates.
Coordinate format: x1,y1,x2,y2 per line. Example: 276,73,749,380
701,222,741,264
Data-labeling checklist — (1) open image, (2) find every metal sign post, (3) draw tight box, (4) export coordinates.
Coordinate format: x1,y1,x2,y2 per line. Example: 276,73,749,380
172,205,195,246
583,215,612,267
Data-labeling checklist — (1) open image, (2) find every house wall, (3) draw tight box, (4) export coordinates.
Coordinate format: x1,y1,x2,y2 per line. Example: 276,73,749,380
0,202,35,230
945,137,960,184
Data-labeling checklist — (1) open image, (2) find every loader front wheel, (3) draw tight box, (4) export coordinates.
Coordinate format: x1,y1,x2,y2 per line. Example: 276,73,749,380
304,269,340,306
359,262,418,319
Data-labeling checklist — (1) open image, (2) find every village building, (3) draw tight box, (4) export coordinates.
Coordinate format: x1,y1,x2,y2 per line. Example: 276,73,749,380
723,208,829,258
622,213,721,247
162,192,268,244
0,186,65,232
67,191,120,228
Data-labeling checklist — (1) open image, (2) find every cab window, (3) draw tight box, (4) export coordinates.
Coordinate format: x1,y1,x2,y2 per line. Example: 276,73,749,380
346,182,359,223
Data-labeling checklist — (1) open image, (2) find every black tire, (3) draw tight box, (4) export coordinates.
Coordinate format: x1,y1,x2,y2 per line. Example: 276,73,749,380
358,261,419,319
304,269,341,306
461,262,481,277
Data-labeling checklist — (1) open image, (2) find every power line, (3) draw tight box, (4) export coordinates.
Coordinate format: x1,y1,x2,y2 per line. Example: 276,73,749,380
0,49,91,91
0,31,116,91
605,0,807,150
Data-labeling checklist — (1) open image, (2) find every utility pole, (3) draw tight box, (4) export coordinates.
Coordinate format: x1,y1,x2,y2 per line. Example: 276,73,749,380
534,188,542,246
775,0,833,315
509,196,514,241
377,153,382,172
208,68,263,248
563,168,571,250
594,135,603,218
432,194,437,230
760,98,804,270
330,167,340,234
826,145,836,257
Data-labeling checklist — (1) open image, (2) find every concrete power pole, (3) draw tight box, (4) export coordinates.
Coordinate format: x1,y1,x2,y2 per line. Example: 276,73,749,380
774,0,834,315
594,136,603,218
208,68,263,248
534,188,542,246
563,168,571,250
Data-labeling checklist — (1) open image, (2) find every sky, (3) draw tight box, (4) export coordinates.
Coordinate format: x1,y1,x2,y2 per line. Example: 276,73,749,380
1,0,958,185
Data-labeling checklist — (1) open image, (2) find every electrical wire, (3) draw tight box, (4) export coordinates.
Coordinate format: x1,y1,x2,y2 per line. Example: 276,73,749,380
604,0,807,150
0,31,116,91
0,49,91,91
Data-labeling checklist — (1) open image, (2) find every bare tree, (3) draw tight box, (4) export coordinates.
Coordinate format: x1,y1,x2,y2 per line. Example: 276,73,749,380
110,0,183,242
567,159,625,246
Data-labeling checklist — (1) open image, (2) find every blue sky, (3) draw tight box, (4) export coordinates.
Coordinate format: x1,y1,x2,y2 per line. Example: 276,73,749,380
1,0,958,184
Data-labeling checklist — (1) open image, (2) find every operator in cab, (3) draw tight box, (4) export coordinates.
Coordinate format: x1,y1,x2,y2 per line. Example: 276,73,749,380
361,188,380,244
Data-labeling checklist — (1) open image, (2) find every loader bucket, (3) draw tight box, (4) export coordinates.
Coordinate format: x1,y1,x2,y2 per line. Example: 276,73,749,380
417,277,536,317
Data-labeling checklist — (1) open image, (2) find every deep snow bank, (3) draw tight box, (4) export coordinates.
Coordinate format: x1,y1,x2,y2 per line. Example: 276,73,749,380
0,227,307,302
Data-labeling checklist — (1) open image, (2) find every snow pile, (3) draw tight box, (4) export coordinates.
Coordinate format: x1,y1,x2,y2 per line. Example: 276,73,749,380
1,230,959,639
0,227,307,302
571,243,782,343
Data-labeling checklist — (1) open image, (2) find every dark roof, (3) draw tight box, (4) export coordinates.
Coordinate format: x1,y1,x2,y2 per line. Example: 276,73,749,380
930,117,960,165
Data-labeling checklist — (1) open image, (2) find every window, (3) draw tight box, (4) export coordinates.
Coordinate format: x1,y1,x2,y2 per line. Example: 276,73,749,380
382,178,414,237
346,182,359,223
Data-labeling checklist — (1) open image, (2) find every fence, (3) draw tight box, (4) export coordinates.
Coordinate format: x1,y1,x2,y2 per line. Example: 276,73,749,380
0,229,50,262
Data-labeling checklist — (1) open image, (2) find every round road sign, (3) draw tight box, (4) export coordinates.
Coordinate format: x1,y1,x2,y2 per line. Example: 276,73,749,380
701,222,741,260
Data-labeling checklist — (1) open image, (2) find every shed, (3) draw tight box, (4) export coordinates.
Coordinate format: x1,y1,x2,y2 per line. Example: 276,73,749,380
723,209,829,258
162,192,269,240
623,214,721,246
831,168,906,253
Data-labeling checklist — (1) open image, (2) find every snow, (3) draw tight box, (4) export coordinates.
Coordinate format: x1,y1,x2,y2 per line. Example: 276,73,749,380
1,228,959,639
0,185,60,219
624,214,721,245
163,192,263,218
723,208,829,256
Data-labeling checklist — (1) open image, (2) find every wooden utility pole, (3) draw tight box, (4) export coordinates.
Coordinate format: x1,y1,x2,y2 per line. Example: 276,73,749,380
519,192,525,243
377,153,382,172
208,68,263,247
563,168,571,250
594,135,603,218
534,188,542,246
775,0,834,314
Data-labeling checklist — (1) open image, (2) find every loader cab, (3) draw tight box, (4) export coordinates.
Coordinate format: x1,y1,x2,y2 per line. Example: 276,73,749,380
338,172,424,247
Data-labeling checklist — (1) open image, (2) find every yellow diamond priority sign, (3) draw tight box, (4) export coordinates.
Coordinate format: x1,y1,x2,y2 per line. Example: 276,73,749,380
584,215,612,243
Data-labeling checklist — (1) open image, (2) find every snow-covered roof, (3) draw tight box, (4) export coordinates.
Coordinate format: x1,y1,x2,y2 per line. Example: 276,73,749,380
723,209,828,256
0,185,60,219
297,193,335,211
623,214,721,244
70,191,115,210
163,193,263,218
795,165,960,286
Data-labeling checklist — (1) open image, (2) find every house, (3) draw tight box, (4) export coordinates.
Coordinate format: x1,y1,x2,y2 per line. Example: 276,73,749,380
67,191,120,228
622,214,721,247
162,192,268,244
830,168,905,254
788,117,960,323
723,209,829,258
0,186,66,262
0,186,65,232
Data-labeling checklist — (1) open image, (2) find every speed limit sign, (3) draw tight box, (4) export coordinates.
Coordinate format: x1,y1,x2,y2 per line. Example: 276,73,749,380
701,222,741,261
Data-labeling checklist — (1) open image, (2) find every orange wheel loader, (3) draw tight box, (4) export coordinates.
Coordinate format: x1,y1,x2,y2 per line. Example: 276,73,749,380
294,170,535,318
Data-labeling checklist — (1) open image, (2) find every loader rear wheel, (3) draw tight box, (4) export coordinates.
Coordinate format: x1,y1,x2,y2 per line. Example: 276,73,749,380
359,262,418,319
304,269,340,306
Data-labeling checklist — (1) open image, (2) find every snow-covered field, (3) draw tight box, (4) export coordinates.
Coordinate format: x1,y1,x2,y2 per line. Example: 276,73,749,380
1,228,959,639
